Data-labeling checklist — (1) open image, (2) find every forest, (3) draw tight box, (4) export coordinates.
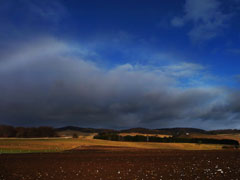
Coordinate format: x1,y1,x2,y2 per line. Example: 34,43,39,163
0,125,57,138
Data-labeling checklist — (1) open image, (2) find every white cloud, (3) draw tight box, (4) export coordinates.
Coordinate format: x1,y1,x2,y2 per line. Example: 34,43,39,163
171,17,185,27
26,0,68,23
172,0,232,42
163,62,205,77
228,48,240,55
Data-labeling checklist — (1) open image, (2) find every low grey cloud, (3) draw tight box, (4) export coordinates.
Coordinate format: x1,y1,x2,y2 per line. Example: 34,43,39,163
171,0,232,43
0,37,239,129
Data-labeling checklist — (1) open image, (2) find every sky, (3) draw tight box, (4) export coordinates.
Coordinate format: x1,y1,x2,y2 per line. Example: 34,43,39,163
0,0,240,129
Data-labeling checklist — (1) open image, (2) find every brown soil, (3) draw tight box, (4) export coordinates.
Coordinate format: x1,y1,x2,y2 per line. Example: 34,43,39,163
1,146,240,180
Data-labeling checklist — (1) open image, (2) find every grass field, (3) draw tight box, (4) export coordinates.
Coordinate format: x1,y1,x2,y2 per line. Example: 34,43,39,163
0,134,226,154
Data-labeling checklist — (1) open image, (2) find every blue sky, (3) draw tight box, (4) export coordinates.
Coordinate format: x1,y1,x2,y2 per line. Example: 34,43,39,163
0,0,240,129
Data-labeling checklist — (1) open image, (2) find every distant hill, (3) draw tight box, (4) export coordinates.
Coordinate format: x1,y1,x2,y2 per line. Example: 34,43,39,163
55,126,118,133
120,128,160,134
209,129,240,134
56,126,211,136
2,124,240,138
55,126,240,137
156,128,208,135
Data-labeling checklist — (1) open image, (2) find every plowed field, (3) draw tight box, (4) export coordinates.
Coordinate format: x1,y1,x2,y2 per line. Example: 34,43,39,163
1,147,240,180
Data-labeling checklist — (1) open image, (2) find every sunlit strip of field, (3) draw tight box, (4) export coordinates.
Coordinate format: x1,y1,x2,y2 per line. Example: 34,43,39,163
119,133,172,138
182,133,240,143
0,135,224,154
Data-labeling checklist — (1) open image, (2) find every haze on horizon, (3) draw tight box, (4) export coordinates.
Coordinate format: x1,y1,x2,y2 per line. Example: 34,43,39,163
0,0,240,130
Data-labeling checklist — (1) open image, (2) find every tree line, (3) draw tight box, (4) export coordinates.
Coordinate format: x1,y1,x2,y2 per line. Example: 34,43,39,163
0,125,57,138
94,133,239,146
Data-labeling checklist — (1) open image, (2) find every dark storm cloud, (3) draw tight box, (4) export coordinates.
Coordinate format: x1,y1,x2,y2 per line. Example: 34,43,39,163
0,37,239,129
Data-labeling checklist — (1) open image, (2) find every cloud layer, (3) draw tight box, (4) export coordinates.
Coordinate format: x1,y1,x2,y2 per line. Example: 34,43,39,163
0,37,239,129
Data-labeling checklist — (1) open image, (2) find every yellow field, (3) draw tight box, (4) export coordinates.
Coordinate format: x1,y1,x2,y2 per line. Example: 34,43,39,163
0,134,225,153
119,133,172,138
57,130,96,137
182,133,240,143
